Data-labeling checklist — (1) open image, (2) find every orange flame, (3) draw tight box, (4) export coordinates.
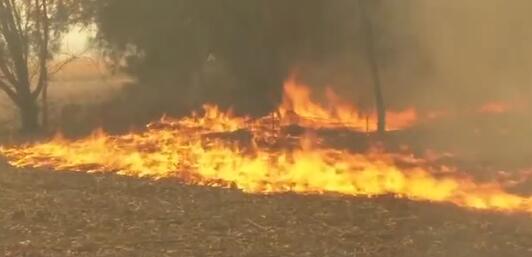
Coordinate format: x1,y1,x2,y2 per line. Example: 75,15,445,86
151,104,249,133
278,77,418,131
479,101,512,114
1,104,531,214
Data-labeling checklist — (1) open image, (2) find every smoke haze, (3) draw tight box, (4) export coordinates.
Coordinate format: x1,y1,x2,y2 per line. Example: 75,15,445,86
293,0,532,113
3,0,532,132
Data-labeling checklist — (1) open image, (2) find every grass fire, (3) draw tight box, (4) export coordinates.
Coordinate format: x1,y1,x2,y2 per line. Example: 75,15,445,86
1,78,531,214
1,1,531,257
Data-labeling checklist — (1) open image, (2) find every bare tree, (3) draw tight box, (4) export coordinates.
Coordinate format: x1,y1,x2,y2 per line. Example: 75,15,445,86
358,0,386,134
0,0,81,133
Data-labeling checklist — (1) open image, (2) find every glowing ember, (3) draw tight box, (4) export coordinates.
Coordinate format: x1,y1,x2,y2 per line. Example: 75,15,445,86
1,101,531,214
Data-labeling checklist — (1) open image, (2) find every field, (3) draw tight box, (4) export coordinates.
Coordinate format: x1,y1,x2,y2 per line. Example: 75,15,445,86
1,70,531,257
1,163,530,257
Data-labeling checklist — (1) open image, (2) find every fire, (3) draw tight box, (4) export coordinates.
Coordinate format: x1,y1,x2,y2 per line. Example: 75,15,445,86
278,77,418,131
1,76,531,213
1,103,531,214
150,104,249,133
478,100,528,115
479,101,512,114
386,108,418,131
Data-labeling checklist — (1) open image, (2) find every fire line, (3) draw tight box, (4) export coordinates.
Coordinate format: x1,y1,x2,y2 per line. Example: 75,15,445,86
1,80,531,214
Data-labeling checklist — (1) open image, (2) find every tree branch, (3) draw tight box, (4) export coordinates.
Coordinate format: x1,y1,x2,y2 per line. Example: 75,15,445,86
0,77,18,104
32,0,51,100
0,48,18,86
8,0,28,63
51,50,91,75
0,0,31,91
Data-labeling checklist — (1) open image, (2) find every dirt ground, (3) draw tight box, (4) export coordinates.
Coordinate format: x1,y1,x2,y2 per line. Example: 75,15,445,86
0,163,530,257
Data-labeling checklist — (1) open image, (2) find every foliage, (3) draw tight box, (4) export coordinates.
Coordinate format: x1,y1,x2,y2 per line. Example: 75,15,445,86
90,0,378,115
0,0,86,132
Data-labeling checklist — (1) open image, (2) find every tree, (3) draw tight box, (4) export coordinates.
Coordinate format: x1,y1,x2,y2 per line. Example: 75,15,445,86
91,0,335,117
0,0,81,133
358,0,386,134
90,0,396,126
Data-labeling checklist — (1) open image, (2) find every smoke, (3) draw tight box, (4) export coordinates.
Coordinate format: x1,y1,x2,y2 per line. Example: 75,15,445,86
52,0,532,132
366,0,532,111
238,0,532,168
280,0,531,114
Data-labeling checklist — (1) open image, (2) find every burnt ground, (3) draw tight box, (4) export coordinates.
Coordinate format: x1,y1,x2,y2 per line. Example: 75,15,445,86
0,164,531,257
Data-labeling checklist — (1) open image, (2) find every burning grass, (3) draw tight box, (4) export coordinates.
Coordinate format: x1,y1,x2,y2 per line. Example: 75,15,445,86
1,76,531,255
1,106,531,214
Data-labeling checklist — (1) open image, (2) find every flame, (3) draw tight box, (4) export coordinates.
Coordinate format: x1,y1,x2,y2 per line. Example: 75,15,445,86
1,104,531,214
277,77,418,131
476,100,528,115
479,101,513,114
150,104,249,133
1,76,530,213
386,108,418,131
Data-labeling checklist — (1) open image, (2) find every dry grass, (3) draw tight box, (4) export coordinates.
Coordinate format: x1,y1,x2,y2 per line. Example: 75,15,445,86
0,163,530,257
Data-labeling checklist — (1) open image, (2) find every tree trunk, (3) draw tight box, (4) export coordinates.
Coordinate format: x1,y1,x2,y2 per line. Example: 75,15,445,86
18,96,40,134
371,64,386,134
40,0,50,129
359,0,386,134
41,72,49,129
